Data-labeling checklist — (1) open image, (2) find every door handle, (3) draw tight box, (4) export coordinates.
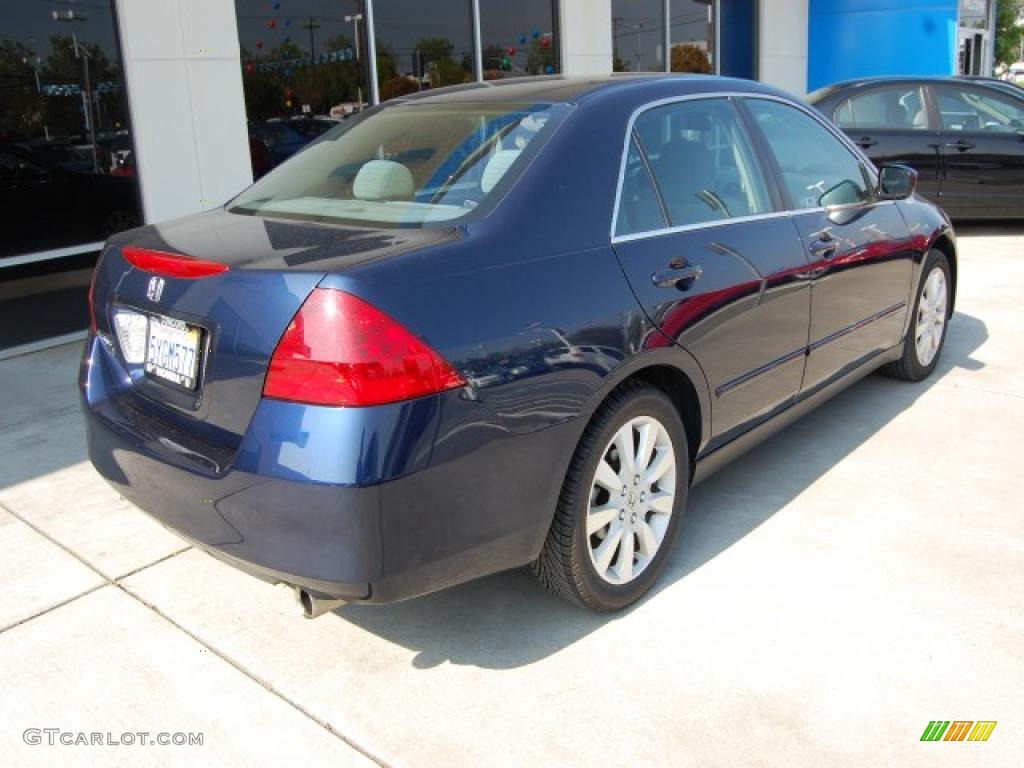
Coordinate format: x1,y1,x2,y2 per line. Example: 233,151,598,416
856,136,878,148
652,260,703,290
944,139,975,151
808,231,838,261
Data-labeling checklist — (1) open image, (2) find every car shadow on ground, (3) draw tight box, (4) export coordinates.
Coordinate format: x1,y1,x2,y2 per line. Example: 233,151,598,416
0,342,90,493
335,311,988,670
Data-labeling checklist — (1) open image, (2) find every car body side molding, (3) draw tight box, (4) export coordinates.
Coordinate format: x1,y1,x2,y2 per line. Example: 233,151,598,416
694,343,903,484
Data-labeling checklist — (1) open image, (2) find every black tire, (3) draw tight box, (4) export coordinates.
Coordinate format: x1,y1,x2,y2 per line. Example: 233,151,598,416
881,248,952,382
532,382,689,611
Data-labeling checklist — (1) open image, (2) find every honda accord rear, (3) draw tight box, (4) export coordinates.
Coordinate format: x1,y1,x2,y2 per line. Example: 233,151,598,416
81,90,596,611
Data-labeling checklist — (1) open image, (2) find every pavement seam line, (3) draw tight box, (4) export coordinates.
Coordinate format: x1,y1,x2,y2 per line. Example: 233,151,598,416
115,545,193,581
0,583,107,635
0,500,112,579
115,581,392,768
0,501,390,766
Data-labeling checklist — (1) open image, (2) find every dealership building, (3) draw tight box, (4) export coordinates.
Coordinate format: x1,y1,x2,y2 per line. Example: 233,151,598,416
0,0,999,354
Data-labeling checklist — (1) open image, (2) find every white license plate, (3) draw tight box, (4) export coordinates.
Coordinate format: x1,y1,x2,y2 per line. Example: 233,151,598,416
145,315,202,389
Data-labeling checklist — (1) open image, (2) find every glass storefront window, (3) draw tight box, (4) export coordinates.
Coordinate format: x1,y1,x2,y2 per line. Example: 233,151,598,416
373,0,475,98
959,0,990,29
479,0,559,79
608,2,755,79
235,1,561,134
612,0,666,72
1,0,141,349
669,1,713,73
235,0,371,176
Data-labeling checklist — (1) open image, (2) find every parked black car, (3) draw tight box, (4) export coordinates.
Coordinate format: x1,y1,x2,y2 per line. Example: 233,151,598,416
810,76,1024,219
0,143,139,259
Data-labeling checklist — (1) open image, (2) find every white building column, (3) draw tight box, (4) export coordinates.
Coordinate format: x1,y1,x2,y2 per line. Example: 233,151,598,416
559,0,613,75
115,0,252,225
757,0,809,96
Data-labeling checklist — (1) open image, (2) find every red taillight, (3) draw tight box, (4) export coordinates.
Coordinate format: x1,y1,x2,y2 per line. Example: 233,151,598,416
263,288,465,407
122,246,229,279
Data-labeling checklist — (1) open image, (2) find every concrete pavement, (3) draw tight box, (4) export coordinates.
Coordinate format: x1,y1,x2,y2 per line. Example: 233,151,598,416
1,227,1021,766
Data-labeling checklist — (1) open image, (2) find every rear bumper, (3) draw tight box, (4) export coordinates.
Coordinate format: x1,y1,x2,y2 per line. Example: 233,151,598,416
80,334,579,602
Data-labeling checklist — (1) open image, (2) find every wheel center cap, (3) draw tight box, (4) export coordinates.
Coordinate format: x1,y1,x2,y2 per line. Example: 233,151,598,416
627,490,638,508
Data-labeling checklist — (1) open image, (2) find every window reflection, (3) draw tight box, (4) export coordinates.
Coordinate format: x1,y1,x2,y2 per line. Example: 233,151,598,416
479,0,558,79
1,0,140,260
236,0,371,176
670,0,713,73
1,0,140,349
612,0,666,72
374,0,475,97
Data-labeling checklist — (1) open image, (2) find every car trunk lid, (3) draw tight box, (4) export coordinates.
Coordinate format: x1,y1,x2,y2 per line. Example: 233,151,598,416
91,208,456,452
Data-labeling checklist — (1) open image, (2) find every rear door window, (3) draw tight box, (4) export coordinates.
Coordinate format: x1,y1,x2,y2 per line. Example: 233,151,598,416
614,136,668,237
835,86,928,131
628,98,771,229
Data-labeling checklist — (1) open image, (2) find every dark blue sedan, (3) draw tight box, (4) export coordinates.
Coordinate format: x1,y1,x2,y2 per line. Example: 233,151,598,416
81,75,956,616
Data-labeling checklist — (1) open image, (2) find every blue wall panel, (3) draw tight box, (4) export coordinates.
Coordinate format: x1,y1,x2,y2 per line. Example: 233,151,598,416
720,0,756,79
808,0,958,91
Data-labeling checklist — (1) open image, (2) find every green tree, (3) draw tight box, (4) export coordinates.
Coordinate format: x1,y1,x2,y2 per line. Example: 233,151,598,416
380,75,418,101
0,40,43,139
670,44,712,74
481,43,505,75
526,38,556,75
415,37,455,67
995,0,1023,66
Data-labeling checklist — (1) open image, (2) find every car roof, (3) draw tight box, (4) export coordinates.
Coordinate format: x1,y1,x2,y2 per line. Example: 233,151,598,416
810,74,1024,101
391,74,785,106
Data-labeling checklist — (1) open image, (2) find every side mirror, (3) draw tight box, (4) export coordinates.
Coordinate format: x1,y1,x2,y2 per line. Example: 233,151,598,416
878,164,917,201
818,178,863,208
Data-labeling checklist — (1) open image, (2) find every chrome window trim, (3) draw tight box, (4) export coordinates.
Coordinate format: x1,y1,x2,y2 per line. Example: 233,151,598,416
612,210,791,245
609,90,883,244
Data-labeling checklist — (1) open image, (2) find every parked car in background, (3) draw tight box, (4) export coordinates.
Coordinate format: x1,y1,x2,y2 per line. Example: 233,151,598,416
248,135,274,179
810,76,1024,219
110,150,136,179
0,143,138,258
248,119,336,168
247,122,309,166
82,76,955,616
15,139,93,174
287,116,340,140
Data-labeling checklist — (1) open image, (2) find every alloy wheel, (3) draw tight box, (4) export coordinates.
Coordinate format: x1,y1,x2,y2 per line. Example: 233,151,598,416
586,415,677,585
915,266,948,367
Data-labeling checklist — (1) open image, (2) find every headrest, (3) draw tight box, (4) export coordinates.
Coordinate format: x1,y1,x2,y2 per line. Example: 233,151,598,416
674,113,712,138
353,159,414,201
481,150,520,195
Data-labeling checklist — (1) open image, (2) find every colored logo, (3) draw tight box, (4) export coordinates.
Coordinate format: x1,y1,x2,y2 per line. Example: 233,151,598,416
921,721,997,742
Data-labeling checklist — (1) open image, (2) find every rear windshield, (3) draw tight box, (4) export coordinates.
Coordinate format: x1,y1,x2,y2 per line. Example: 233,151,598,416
229,101,569,227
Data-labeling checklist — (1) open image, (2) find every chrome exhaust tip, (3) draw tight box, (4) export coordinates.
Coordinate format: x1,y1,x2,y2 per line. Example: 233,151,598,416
294,587,346,619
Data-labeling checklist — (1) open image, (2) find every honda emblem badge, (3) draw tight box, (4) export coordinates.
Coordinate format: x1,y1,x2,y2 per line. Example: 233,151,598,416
146,276,165,303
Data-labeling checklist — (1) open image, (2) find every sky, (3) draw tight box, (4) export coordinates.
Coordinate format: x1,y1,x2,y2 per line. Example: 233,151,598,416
2,0,120,60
